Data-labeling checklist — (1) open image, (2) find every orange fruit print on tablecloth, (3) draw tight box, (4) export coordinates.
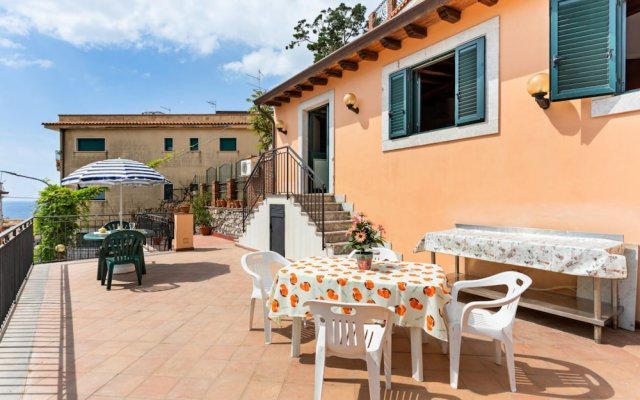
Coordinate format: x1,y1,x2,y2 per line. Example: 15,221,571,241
409,297,423,310
300,282,311,291
338,278,348,286
352,288,363,302
316,275,324,283
271,299,279,313
397,282,406,291
365,280,375,290
290,294,299,307
290,273,298,285
427,315,435,331
423,286,436,297
377,288,391,299
395,304,406,316
326,289,339,300
279,284,288,297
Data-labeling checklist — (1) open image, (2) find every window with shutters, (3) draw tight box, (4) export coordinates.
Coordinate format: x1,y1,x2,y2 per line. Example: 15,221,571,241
189,138,199,151
381,17,498,151
219,138,237,151
76,138,105,152
551,0,640,102
164,138,173,152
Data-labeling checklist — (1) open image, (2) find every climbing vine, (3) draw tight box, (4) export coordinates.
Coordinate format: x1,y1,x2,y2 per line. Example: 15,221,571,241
34,185,105,263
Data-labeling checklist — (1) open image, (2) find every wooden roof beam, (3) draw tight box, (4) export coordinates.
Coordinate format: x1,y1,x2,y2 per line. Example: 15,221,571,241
283,90,302,98
478,0,499,6
265,101,281,107
437,6,461,23
295,84,313,91
380,37,402,50
357,49,378,61
324,69,343,78
404,24,427,39
309,77,328,85
338,60,359,71
274,96,290,103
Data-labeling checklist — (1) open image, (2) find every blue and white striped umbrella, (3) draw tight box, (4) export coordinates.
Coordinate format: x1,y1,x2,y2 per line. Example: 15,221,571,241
62,158,168,227
61,158,166,187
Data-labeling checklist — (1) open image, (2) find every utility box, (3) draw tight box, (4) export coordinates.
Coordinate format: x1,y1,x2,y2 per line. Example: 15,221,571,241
173,213,194,251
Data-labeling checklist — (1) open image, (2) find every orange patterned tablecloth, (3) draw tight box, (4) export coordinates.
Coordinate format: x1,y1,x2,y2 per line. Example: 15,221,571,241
268,256,451,341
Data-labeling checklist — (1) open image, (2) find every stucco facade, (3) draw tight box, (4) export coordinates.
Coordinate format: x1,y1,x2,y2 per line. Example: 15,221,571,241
261,0,640,320
44,113,258,215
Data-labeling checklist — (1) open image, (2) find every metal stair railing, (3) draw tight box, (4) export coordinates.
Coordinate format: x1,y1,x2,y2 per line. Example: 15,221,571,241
242,146,327,249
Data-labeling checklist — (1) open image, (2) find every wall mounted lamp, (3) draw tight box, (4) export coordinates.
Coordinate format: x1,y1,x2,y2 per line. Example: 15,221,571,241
527,72,550,109
343,93,359,114
275,119,288,134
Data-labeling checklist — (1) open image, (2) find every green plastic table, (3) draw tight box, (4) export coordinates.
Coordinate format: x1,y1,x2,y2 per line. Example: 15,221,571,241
83,229,154,274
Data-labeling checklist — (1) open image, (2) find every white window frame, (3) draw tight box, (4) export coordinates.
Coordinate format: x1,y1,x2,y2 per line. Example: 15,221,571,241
381,16,500,152
297,90,335,193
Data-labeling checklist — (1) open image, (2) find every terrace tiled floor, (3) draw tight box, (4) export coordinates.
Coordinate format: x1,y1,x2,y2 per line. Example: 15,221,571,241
1,236,639,399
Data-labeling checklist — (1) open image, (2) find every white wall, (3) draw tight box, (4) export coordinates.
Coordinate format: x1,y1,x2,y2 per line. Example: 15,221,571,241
239,196,326,260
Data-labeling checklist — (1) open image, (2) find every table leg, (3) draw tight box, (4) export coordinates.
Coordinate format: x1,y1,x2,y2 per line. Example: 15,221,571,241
593,278,602,344
410,327,423,382
430,252,436,264
455,256,460,280
291,317,302,357
612,279,619,329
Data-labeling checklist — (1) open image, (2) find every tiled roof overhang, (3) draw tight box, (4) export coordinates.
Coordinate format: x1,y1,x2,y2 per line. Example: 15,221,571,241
42,121,247,129
254,0,492,106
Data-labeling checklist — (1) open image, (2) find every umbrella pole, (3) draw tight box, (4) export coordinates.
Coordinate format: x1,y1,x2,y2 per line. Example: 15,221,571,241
119,185,123,229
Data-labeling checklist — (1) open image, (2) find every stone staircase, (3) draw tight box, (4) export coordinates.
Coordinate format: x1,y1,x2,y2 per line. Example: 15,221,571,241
293,194,352,255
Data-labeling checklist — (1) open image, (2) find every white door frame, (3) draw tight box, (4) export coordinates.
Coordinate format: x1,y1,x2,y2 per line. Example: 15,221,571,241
297,90,335,193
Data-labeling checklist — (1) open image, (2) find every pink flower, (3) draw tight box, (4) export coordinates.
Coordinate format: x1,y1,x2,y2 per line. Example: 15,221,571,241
378,225,386,235
354,232,366,243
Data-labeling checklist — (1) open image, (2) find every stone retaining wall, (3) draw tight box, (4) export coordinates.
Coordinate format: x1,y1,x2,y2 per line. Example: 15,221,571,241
209,207,243,238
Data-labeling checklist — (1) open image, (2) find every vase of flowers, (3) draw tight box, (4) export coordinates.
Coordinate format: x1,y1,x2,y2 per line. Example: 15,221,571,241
345,213,386,270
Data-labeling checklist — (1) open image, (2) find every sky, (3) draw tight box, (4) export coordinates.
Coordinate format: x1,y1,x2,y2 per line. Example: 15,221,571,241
0,0,379,200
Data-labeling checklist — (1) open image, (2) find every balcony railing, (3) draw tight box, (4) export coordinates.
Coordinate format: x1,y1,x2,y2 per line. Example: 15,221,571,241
369,0,408,29
0,218,34,330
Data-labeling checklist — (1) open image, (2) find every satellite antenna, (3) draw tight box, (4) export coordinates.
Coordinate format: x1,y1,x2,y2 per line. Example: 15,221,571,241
247,69,264,91
207,101,217,114
160,106,171,113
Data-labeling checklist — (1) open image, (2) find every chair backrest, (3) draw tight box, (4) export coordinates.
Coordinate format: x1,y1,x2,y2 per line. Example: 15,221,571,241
240,251,290,295
348,247,402,262
103,220,130,231
305,300,393,357
485,271,532,321
102,230,144,263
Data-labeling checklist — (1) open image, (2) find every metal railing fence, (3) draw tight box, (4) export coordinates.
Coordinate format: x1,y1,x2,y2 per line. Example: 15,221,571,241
0,219,34,330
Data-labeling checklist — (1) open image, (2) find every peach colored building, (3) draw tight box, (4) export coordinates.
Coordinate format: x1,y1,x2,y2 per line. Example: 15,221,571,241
253,0,640,323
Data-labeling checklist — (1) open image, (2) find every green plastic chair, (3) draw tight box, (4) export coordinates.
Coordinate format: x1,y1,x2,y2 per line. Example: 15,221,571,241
99,230,145,290
102,220,130,231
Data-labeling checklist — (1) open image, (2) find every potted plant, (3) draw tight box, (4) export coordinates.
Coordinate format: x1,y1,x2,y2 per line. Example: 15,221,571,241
344,213,386,270
191,192,212,235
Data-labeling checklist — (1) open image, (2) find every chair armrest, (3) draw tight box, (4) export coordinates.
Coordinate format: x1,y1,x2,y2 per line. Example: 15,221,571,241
451,274,509,300
460,291,523,325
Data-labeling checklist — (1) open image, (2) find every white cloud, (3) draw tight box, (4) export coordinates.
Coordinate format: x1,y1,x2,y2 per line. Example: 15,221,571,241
223,47,312,78
0,37,21,48
0,0,380,76
0,53,52,68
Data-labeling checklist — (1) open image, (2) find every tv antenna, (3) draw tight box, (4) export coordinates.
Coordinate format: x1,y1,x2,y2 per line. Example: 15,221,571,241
159,106,171,113
207,101,217,114
247,69,264,91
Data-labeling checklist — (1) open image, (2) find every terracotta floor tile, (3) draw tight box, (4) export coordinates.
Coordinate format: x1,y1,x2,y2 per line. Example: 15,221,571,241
166,377,214,399
93,373,146,397
241,380,283,400
130,375,180,399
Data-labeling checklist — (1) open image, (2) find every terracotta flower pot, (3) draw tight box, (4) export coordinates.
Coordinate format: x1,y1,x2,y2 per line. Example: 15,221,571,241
199,226,211,236
353,251,373,270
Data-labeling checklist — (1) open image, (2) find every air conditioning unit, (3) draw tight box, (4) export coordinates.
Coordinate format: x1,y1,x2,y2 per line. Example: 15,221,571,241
240,159,253,177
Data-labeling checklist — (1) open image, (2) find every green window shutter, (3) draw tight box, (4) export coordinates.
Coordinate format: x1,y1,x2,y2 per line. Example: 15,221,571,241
220,138,237,151
77,138,105,151
455,37,485,126
190,138,199,151
550,0,618,101
389,69,409,138
164,138,173,151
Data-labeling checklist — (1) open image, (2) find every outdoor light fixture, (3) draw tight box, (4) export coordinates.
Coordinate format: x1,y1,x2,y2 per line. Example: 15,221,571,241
527,72,550,109
276,119,287,134
343,93,359,114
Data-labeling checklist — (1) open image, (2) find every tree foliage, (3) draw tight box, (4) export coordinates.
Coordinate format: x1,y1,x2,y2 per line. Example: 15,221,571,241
247,89,274,152
286,3,367,62
34,185,105,263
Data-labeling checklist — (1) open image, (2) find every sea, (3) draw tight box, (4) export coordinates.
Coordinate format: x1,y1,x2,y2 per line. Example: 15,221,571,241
2,200,36,220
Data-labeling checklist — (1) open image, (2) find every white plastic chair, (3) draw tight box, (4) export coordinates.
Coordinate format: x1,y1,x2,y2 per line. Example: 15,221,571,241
348,247,402,262
304,300,393,400
445,271,532,392
240,251,290,344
